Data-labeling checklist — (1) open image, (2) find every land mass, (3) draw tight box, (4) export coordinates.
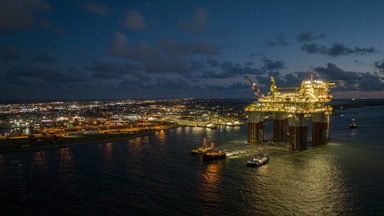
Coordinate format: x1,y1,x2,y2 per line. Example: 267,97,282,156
0,124,178,153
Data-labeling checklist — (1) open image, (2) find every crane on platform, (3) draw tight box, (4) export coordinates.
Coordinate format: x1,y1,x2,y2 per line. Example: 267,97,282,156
270,76,277,92
244,76,264,99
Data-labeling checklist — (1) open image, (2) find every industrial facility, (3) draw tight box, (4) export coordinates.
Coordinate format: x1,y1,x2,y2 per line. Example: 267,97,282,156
245,75,339,151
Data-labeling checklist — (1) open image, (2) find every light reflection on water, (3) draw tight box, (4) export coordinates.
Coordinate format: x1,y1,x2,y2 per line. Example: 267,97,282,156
271,151,347,215
31,151,49,178
198,162,222,200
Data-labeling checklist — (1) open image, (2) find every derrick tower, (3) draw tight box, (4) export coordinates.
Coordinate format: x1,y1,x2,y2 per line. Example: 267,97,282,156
245,75,339,150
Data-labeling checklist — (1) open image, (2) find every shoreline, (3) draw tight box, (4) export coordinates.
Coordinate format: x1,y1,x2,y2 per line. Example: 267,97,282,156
0,125,179,153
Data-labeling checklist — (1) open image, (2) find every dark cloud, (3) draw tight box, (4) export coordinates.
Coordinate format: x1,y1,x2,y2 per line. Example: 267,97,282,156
301,42,377,57
206,58,220,68
200,56,283,80
81,2,111,16
221,61,262,75
1,46,22,59
0,0,51,31
155,77,191,90
315,63,384,91
85,60,123,79
32,53,55,63
0,66,90,93
251,63,384,94
374,59,384,73
41,19,64,34
108,32,130,57
179,8,209,33
108,32,222,76
265,33,289,47
211,28,234,37
200,61,263,79
14,66,89,83
205,82,247,92
260,56,286,71
300,43,319,54
121,9,146,31
26,0,51,10
296,32,326,42
157,39,221,56
84,59,145,80
0,68,126,100
284,72,306,87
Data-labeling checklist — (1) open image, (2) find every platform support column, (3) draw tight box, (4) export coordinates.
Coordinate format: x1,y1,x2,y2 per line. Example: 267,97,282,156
288,114,308,151
247,111,264,144
312,112,330,145
273,112,288,142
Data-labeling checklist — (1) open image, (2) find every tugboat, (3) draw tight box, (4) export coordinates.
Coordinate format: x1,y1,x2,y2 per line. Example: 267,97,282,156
202,143,226,161
349,119,357,128
246,146,269,166
191,138,211,155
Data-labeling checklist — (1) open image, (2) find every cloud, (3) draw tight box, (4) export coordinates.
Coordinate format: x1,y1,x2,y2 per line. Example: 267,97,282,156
155,77,191,90
314,63,384,91
27,0,51,10
81,2,111,16
301,42,377,57
1,46,22,59
374,59,384,73
0,66,130,100
85,60,123,79
108,32,268,82
157,39,221,56
206,57,220,68
0,0,51,31
84,59,146,80
32,53,55,63
265,33,289,47
0,66,90,92
41,19,64,34
108,32,222,76
250,63,384,95
199,58,265,80
108,32,130,57
296,32,326,42
16,67,89,83
179,8,209,33
260,56,286,71
121,9,146,31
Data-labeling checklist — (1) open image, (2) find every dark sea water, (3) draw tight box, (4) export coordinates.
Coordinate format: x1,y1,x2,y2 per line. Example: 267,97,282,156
1,105,384,216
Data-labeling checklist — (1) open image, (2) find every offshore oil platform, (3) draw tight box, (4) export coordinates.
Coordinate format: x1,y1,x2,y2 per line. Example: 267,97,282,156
245,75,339,151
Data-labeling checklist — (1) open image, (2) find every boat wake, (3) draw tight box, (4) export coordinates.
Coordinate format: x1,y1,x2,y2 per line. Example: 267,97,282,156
226,150,247,157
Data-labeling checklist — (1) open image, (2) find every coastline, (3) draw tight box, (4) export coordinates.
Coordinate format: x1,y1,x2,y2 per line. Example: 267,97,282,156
0,125,179,153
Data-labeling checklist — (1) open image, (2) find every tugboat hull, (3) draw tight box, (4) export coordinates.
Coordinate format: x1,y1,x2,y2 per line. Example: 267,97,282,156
202,153,226,161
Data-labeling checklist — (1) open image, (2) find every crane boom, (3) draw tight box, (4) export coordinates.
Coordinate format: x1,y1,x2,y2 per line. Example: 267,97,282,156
244,76,264,99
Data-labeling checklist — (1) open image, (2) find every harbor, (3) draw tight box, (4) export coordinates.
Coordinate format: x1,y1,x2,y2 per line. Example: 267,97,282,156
1,103,383,215
0,124,177,153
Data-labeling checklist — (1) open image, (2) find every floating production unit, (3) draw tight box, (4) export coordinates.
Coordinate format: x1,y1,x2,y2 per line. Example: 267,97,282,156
245,75,339,151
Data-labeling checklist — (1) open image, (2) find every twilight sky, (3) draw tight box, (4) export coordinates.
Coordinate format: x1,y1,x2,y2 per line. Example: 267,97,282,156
1,0,384,100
